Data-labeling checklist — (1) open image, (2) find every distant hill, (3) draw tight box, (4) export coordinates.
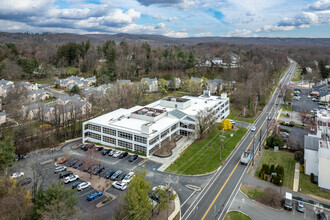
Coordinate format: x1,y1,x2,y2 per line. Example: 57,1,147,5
0,32,329,47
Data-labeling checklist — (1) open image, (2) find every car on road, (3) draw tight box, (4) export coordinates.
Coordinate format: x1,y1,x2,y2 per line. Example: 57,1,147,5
296,200,304,213
11,172,24,179
20,177,32,186
104,169,116,179
129,155,138,162
112,181,127,191
92,166,105,175
268,116,272,120
102,149,110,155
73,160,84,169
110,170,122,180
59,171,73,179
229,119,235,125
122,172,134,184
64,175,79,184
54,166,67,173
72,180,83,189
68,159,79,167
57,156,69,164
77,182,91,191
251,126,256,132
113,150,121,158
119,152,128,159
87,191,103,201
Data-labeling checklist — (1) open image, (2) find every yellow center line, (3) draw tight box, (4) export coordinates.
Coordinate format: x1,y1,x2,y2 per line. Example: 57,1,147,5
201,64,293,220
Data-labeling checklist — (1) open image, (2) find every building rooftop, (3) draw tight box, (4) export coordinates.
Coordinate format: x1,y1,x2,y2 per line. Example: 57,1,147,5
132,107,166,117
304,134,319,151
162,97,190,103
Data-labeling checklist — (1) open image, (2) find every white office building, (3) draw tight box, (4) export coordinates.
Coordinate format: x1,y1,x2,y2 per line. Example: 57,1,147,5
82,91,230,157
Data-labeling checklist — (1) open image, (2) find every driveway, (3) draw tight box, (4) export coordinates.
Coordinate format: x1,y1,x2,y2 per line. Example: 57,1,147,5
280,125,309,150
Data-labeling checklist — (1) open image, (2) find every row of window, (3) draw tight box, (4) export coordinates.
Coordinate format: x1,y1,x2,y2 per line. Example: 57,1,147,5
86,132,101,140
103,136,116,145
118,140,133,149
134,135,147,144
135,144,146,153
86,124,101,132
149,136,158,146
103,127,116,136
161,129,170,139
118,131,133,140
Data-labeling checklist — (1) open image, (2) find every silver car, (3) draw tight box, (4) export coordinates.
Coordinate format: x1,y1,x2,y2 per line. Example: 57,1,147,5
54,166,66,173
296,201,304,213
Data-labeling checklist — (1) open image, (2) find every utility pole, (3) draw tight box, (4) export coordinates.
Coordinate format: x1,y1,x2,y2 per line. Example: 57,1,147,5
220,129,224,161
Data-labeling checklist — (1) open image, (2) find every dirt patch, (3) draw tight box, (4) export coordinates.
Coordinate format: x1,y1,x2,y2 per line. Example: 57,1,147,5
67,167,112,192
150,201,175,220
153,136,178,157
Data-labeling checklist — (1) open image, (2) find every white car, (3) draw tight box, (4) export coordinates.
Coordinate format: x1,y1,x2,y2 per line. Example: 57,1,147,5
122,172,134,184
54,166,66,173
229,119,235,125
251,126,256,132
77,182,91,191
112,181,127,190
113,150,122,158
64,175,79,184
11,172,24,179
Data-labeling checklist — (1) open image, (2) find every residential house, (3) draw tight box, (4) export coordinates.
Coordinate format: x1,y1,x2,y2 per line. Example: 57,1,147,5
55,76,97,90
306,67,313,74
116,79,132,85
27,89,49,102
320,94,330,103
304,110,330,189
207,79,223,94
212,58,223,66
19,81,38,91
141,78,158,92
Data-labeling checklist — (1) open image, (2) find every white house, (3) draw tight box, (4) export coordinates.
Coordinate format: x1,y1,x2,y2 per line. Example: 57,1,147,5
306,67,313,74
27,89,49,102
141,78,158,92
320,94,330,103
82,91,230,157
56,76,97,90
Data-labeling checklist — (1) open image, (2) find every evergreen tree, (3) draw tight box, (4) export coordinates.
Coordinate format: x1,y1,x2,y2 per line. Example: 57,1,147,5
0,136,15,173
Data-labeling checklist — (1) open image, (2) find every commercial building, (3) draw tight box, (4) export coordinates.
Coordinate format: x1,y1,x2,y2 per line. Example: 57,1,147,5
82,91,230,157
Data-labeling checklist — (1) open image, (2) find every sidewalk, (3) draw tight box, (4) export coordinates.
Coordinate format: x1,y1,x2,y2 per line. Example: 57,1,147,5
293,163,300,192
150,137,194,172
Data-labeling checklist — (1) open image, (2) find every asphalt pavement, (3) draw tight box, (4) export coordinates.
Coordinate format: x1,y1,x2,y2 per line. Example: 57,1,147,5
181,59,297,220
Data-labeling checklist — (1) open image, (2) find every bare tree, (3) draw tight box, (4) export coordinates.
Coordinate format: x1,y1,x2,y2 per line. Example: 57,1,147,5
196,107,217,139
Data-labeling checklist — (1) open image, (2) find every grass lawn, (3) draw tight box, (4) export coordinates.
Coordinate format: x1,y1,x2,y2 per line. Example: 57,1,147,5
256,150,296,189
292,70,302,82
35,80,53,84
227,108,256,124
240,184,265,199
224,211,251,220
299,173,330,200
280,113,290,118
281,104,293,112
165,126,247,175
44,97,56,103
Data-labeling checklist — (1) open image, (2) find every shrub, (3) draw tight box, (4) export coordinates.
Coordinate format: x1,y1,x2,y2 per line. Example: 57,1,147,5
294,151,304,165
310,173,317,184
270,164,275,174
300,165,304,173
257,187,283,209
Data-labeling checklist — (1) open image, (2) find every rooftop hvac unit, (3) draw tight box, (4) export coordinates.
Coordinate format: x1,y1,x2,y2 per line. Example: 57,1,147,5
171,98,176,102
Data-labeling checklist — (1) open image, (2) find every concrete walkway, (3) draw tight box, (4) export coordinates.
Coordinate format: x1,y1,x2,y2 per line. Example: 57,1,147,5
150,137,194,172
293,163,300,192
169,189,181,220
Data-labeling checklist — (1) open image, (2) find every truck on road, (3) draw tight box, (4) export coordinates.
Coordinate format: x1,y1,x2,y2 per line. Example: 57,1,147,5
240,150,252,165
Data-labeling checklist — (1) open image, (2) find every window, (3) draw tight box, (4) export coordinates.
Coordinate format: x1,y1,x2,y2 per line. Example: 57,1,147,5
103,136,116,145
171,123,178,131
135,144,146,153
86,132,101,140
118,140,132,149
103,127,116,136
134,135,147,144
118,131,132,140
149,136,158,146
88,124,101,132
161,129,170,139
180,122,187,128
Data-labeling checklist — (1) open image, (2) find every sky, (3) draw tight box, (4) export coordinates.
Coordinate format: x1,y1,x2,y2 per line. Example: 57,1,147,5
0,0,329,38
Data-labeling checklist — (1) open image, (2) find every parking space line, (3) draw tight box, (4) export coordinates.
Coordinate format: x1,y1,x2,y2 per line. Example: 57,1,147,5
88,195,106,203
79,189,94,197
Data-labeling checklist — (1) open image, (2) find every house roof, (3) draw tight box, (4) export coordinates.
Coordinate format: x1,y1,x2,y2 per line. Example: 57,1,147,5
86,76,96,81
191,77,202,82
141,78,157,85
304,135,319,151
117,79,131,84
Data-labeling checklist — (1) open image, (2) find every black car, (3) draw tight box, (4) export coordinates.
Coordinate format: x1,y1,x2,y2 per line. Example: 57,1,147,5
129,154,138,162
92,166,105,175
317,211,327,220
72,180,83,189
104,169,116,179
102,149,110,155
20,177,32,186
59,171,73,179
68,159,79,167
116,172,126,181
80,144,87,150
119,152,128,159
73,160,84,169
95,146,103,152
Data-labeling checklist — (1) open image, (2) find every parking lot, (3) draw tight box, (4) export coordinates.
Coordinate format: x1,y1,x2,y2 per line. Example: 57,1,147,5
291,89,321,112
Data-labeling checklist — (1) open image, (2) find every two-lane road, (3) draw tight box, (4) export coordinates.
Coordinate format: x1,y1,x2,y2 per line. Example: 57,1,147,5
182,59,297,220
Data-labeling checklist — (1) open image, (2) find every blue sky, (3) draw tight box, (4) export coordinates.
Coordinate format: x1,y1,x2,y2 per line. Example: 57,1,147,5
0,0,329,37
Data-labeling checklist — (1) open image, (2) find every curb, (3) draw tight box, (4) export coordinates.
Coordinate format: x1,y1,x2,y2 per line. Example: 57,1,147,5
224,210,252,220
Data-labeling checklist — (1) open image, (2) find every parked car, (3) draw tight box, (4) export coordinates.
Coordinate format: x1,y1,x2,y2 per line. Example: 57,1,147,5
87,191,103,201
73,160,84,169
95,147,104,151
64,175,79,184
57,156,69,164
20,177,32,186
116,172,126,181
68,159,79,167
108,149,114,156
312,97,318,102
104,169,116,179
113,151,122,158
317,211,327,220
251,125,256,132
119,152,128,159
59,171,73,179
11,172,24,179
72,180,83,189
296,200,304,213
81,144,89,151
129,155,138,162
229,119,235,124
92,166,105,175
54,166,67,173
77,182,91,191
122,172,134,184
112,181,127,191
110,170,122,180
102,149,110,155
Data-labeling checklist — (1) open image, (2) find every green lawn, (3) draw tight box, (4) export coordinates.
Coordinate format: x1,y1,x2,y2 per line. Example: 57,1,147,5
240,184,265,199
165,126,247,175
292,70,302,82
224,211,251,220
227,108,256,124
44,97,56,103
256,150,296,189
280,113,290,118
299,173,330,200
281,104,293,112
35,80,53,84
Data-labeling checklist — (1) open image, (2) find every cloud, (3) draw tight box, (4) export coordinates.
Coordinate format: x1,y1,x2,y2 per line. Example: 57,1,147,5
194,32,212,37
136,0,180,6
136,0,199,9
255,25,295,32
227,29,252,36
279,10,330,27
307,0,330,11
